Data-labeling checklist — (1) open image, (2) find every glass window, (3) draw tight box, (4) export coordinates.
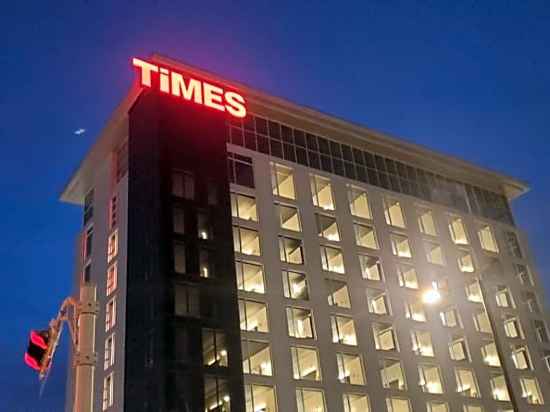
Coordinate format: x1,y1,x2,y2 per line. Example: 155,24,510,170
320,245,345,273
427,401,449,412
522,291,541,313
359,255,383,281
231,193,258,222
449,215,468,245
173,206,185,233
198,212,212,240
276,203,301,232
104,334,115,370
481,341,501,367
354,223,379,249
418,364,444,394
107,230,118,263
172,170,194,199
418,207,437,236
504,231,522,258
316,214,340,241
511,345,531,370
440,307,461,328
367,289,390,315
504,316,523,338
478,224,499,253
234,226,261,256
373,323,397,351
279,236,304,264
204,376,231,412
457,250,475,273
397,264,418,289
239,299,269,332
326,279,351,308
282,270,309,300
384,197,406,228
411,330,434,357
455,368,480,398
291,347,321,381
174,284,199,317
465,280,483,303
534,320,549,343
202,329,228,367
381,359,406,390
343,393,370,412
287,307,314,339
473,310,492,334
105,297,116,331
331,315,358,346
405,300,426,322
236,261,265,294
424,241,444,265
519,376,544,405
311,174,335,210
244,384,277,412
495,286,514,308
390,233,412,258
173,242,186,273
386,397,411,412
296,388,325,412
84,226,93,259
102,372,114,410
544,351,550,372
271,163,295,199
515,264,533,286
449,336,469,361
106,262,117,296
348,186,372,220
199,249,214,278
463,406,483,412
337,353,365,385
242,339,272,376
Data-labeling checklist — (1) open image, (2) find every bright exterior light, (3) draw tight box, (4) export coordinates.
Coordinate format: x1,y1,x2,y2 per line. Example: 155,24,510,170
422,289,441,305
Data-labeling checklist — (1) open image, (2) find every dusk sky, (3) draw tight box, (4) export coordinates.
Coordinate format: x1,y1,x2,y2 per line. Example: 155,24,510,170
2,1,550,410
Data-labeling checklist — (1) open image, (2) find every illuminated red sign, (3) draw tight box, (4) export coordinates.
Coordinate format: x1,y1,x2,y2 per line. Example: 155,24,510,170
132,57,247,118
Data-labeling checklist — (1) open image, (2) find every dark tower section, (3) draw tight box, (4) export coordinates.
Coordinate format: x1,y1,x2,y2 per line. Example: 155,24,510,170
126,87,245,412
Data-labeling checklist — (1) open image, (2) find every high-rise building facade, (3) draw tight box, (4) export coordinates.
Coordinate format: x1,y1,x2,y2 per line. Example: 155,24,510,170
62,55,550,412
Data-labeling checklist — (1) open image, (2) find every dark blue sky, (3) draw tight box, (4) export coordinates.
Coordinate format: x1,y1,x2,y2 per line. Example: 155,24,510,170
2,1,549,410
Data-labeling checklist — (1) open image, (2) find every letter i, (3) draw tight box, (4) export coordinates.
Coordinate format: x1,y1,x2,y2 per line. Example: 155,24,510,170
159,68,170,93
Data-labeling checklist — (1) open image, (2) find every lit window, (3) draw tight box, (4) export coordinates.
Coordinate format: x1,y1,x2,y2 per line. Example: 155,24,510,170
106,262,117,296
287,307,314,339
172,170,194,199
417,207,437,236
504,231,522,258
236,261,265,294
386,397,411,412
320,245,345,273
380,359,406,390
367,289,390,315
440,307,461,328
354,223,379,249
331,315,358,346
105,298,116,332
276,203,301,232
397,264,418,289
202,329,228,367
311,174,335,210
244,384,277,412
534,320,549,343
204,376,230,412
384,197,406,228
84,226,93,260
241,339,272,376
418,364,444,394
271,163,295,200
473,310,492,334
316,214,340,241
348,185,372,220
279,236,304,264
478,224,499,253
520,376,544,405
424,241,444,265
102,372,114,410
239,299,269,333
495,286,514,308
199,249,214,278
390,233,412,258
234,226,261,256
411,330,434,357
514,264,533,286
448,215,468,245
457,250,475,273
282,270,309,300
455,368,480,398
373,323,397,351
522,291,541,313
359,255,383,281
291,347,321,381
504,316,523,338
197,212,212,240
463,405,484,412
490,374,510,401
173,241,186,273
326,279,351,308
104,334,115,370
427,401,449,412
511,345,531,370
107,230,118,262
174,284,199,317
231,193,258,222
336,352,365,385
173,206,185,234
405,300,426,322
449,336,469,361
481,341,501,367
343,393,370,412
296,388,325,412
465,279,483,303
109,195,117,230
